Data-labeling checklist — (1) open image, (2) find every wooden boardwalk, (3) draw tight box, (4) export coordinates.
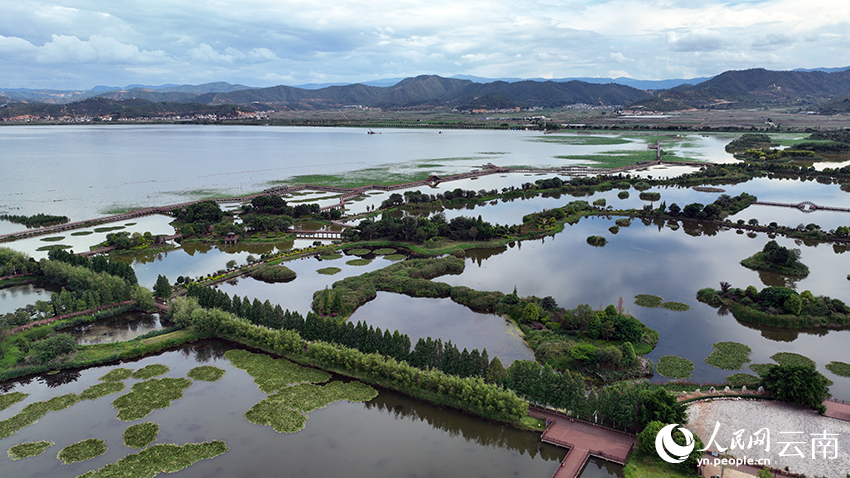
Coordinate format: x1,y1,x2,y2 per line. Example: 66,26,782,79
529,407,635,478
824,398,850,422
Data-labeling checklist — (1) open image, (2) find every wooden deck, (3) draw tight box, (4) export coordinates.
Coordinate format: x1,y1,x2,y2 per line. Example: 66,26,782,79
529,407,635,478
824,398,850,422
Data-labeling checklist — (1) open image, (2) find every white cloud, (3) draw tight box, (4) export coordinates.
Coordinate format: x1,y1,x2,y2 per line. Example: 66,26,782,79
666,30,729,52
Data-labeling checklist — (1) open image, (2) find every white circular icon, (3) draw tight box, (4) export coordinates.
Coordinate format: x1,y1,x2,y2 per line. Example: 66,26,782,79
655,423,695,464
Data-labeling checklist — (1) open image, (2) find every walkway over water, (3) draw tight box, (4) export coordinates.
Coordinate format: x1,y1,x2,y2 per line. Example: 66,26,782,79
753,200,850,213
529,407,635,478
0,160,711,243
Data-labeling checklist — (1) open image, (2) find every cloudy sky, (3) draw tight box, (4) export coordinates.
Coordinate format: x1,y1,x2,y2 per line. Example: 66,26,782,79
2,0,850,89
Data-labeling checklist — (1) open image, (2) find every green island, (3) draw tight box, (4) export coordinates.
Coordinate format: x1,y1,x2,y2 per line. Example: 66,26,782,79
0,213,69,228
704,342,752,370
698,283,850,328
78,441,229,478
111,377,193,421
740,239,809,276
187,365,225,382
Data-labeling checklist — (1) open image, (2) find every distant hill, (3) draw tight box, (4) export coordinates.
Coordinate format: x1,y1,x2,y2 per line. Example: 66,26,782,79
0,82,253,105
197,75,650,110
649,68,850,108
817,95,850,114
0,97,253,120
451,74,713,90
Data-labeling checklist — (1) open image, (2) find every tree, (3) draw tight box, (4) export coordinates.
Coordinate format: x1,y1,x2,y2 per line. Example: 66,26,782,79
621,342,636,366
636,420,665,456
154,274,172,299
522,303,539,323
762,364,830,413
486,356,507,383
226,260,237,269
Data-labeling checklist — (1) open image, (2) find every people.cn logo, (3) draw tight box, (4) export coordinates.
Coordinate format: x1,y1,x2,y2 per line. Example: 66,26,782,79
655,424,695,464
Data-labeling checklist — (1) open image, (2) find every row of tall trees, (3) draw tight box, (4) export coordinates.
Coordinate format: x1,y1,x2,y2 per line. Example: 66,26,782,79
48,248,137,285
0,247,37,277
170,297,528,422
185,284,493,379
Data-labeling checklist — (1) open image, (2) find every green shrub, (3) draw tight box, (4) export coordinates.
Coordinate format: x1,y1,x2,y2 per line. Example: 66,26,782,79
251,264,297,282
617,191,629,199
586,235,607,246
639,192,661,201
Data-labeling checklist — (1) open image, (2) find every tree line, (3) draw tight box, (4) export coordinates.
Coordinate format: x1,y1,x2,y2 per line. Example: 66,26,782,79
186,283,494,379
47,248,137,285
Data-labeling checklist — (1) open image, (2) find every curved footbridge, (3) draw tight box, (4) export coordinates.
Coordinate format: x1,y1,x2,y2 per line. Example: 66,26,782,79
529,407,635,478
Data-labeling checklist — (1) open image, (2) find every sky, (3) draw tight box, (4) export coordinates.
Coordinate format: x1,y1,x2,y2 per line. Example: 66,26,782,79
2,0,850,90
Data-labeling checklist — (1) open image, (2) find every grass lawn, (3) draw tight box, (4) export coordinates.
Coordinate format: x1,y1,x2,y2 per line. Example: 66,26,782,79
624,454,696,478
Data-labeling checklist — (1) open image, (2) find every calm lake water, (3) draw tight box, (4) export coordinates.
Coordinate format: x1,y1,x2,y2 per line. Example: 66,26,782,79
1,125,849,476
66,311,169,345
0,342,579,478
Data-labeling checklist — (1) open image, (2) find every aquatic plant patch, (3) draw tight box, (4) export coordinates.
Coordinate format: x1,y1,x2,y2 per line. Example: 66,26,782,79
70,231,94,236
316,267,342,275
0,392,28,411
725,373,761,385
245,381,378,433
224,349,330,393
634,294,663,308
123,422,160,448
639,192,661,201
319,252,343,260
0,393,80,440
7,440,53,460
347,248,372,256
826,361,850,377
749,363,775,376
771,352,815,368
57,438,107,464
187,366,225,382
35,244,72,252
372,248,396,255
93,226,125,233
78,441,228,478
615,218,631,227
131,364,170,380
383,254,406,261
81,382,125,401
532,136,631,146
656,356,694,380
99,368,133,382
40,236,65,242
660,301,690,311
112,377,192,421
705,342,752,370
346,258,372,266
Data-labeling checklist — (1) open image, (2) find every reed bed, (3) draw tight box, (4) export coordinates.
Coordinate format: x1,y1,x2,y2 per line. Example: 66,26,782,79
112,378,192,421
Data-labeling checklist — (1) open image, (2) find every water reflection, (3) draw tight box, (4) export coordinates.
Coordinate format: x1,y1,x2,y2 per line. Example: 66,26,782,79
66,311,170,345
0,342,588,478
364,391,564,461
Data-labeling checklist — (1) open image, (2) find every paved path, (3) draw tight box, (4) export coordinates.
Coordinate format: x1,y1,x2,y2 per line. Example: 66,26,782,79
529,407,635,478
824,398,850,422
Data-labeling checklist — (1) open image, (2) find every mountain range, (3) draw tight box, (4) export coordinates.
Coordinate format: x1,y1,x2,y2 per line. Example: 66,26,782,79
3,66,850,114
